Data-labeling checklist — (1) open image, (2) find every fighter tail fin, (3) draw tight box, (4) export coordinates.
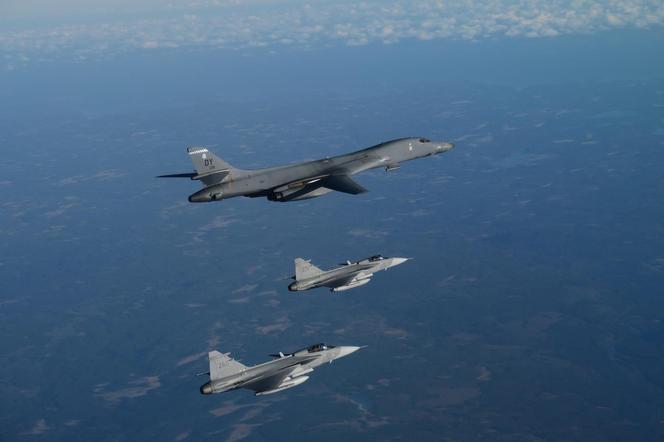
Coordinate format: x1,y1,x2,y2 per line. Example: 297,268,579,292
295,258,323,281
208,351,247,381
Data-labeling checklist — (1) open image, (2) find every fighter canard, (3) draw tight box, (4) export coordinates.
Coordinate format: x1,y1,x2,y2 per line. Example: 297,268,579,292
158,137,454,203
199,343,361,396
288,254,410,292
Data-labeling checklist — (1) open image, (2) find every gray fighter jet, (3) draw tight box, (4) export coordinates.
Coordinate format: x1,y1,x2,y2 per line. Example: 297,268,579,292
159,137,454,202
288,254,410,292
199,343,361,396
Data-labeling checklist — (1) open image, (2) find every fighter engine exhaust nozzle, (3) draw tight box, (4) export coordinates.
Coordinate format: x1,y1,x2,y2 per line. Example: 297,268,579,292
199,382,213,395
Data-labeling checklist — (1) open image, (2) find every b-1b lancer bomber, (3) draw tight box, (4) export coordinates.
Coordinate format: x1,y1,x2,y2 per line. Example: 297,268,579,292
288,255,410,292
199,343,361,396
159,137,454,203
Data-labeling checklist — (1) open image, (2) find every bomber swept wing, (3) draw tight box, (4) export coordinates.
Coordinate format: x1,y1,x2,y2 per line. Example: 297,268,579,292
264,173,367,201
318,175,368,195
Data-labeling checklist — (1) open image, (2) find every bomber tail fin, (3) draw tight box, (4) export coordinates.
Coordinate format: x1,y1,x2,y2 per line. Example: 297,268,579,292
187,147,237,185
295,258,323,281
208,351,247,381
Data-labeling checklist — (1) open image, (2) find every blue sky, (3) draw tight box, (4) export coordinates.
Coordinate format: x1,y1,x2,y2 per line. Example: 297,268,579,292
2,0,663,70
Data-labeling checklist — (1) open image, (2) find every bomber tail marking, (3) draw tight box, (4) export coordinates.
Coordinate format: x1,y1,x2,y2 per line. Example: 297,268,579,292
187,147,236,185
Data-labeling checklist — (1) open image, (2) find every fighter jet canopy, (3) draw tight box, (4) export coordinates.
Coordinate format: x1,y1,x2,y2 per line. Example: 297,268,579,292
307,343,335,353
368,255,386,262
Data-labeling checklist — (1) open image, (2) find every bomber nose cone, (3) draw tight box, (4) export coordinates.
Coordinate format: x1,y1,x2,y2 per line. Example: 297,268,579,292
436,142,454,152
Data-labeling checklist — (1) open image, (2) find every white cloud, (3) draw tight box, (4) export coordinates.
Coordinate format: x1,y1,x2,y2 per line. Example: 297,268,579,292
21,419,50,435
1,0,663,68
94,376,161,402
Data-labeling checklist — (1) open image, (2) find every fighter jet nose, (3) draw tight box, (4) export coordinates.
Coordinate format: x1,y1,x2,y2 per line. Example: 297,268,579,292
392,257,410,266
337,346,362,358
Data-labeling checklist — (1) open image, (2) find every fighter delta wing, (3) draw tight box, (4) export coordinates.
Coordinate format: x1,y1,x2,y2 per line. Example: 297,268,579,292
288,254,410,292
159,137,454,203
199,343,361,396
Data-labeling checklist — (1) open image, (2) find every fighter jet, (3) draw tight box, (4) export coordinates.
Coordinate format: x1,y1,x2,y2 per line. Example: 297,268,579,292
158,137,454,203
288,254,410,292
199,343,361,396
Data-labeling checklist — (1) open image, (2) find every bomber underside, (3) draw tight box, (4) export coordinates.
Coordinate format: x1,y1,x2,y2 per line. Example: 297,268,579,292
262,183,334,202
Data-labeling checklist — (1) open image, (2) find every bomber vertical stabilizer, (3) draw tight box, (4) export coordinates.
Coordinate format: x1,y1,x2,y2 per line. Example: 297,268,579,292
186,147,238,185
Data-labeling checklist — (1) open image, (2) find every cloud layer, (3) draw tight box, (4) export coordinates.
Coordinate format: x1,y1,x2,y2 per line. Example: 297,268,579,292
2,0,663,68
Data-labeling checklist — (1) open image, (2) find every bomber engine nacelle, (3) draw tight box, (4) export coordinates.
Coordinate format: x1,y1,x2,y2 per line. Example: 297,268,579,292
268,186,333,202
268,185,303,201
188,188,224,203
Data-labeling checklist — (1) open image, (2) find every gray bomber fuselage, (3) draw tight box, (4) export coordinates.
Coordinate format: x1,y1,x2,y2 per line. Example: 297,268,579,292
186,137,453,202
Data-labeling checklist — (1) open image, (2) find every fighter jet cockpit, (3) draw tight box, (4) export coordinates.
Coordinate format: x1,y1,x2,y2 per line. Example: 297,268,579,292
368,255,385,262
307,343,335,353
419,138,431,143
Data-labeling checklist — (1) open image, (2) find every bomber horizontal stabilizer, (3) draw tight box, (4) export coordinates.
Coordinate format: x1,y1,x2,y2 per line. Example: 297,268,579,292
320,175,368,195
157,170,230,186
